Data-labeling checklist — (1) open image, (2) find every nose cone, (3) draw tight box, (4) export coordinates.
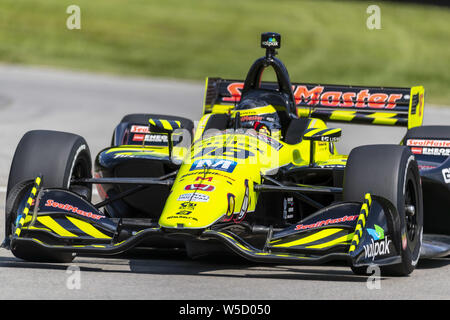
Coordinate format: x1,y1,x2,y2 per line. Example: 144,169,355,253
158,172,232,229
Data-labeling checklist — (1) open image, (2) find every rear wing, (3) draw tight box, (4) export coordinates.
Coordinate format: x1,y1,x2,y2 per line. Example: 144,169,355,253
203,78,425,129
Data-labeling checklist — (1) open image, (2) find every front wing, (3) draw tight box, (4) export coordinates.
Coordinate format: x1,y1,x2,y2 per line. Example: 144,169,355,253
5,177,405,269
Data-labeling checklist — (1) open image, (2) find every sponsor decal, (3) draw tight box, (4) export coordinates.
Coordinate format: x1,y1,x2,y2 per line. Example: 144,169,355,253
367,224,385,240
407,139,450,148
319,164,346,168
320,135,340,142
179,202,197,210
223,83,404,109
442,168,450,183
167,215,198,222
177,193,209,202
195,176,213,182
184,184,215,192
408,141,450,156
132,134,145,142
294,215,358,231
283,197,295,220
363,224,392,261
180,171,235,182
293,86,403,109
240,115,263,122
113,154,136,159
176,210,192,215
132,133,168,144
144,134,168,144
190,159,237,173
261,37,279,47
223,82,243,102
421,147,450,156
130,125,150,133
45,199,104,220
418,165,436,170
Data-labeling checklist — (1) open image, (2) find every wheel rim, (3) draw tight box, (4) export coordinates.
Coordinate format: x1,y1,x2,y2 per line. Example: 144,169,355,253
404,178,418,242
69,157,91,198
71,159,89,182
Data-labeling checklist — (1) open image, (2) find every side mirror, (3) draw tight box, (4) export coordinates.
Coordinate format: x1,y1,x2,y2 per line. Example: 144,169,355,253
303,128,342,167
148,118,182,160
303,128,342,142
148,118,181,132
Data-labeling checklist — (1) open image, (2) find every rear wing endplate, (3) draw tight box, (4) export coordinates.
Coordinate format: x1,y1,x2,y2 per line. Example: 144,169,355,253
203,78,425,129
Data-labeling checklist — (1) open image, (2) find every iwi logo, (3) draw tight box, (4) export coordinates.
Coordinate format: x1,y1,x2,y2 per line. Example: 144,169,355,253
363,224,391,261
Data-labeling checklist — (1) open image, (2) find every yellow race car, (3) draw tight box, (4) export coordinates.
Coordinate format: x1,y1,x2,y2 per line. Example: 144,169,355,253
5,32,449,276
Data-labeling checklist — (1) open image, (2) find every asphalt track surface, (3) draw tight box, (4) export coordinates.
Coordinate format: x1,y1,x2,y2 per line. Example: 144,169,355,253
0,64,449,300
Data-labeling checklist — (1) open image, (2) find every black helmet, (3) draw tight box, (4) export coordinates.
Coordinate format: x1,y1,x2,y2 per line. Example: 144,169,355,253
234,99,282,139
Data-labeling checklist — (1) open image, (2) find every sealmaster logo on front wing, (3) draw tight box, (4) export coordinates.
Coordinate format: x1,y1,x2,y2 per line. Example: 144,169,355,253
45,199,104,220
294,215,358,230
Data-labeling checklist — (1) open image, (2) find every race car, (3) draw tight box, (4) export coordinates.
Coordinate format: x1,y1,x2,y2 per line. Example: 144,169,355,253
3,32,450,276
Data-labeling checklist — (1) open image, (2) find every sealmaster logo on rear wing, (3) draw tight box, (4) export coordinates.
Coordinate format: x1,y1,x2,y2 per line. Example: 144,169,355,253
203,78,424,129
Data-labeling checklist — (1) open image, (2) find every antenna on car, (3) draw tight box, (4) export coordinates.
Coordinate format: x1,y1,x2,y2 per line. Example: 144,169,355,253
260,32,281,59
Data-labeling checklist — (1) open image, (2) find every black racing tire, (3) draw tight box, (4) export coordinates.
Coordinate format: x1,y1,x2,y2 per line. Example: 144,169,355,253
112,113,195,146
6,130,92,263
344,145,423,277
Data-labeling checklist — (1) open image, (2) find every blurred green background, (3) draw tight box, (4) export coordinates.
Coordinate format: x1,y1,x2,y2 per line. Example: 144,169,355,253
0,0,449,104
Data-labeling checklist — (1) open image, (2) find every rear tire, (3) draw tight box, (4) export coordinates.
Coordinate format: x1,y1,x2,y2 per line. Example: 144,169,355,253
6,130,92,263
344,145,423,276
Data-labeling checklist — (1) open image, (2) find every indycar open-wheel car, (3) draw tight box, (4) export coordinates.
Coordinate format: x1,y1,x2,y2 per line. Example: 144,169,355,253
3,33,450,276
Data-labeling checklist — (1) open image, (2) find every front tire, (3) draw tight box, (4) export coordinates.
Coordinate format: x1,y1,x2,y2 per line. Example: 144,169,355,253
344,145,423,276
6,130,92,262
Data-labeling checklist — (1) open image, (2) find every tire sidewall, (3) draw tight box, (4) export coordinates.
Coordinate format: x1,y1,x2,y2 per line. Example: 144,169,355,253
62,140,92,199
393,154,423,275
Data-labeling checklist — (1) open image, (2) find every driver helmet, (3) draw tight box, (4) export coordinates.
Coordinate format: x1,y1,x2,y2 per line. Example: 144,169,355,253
234,98,282,140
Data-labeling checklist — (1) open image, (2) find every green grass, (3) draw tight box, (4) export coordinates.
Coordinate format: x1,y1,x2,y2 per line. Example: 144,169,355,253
0,0,449,104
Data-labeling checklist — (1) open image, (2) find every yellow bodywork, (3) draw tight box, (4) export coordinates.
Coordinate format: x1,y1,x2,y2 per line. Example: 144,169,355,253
159,113,347,229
